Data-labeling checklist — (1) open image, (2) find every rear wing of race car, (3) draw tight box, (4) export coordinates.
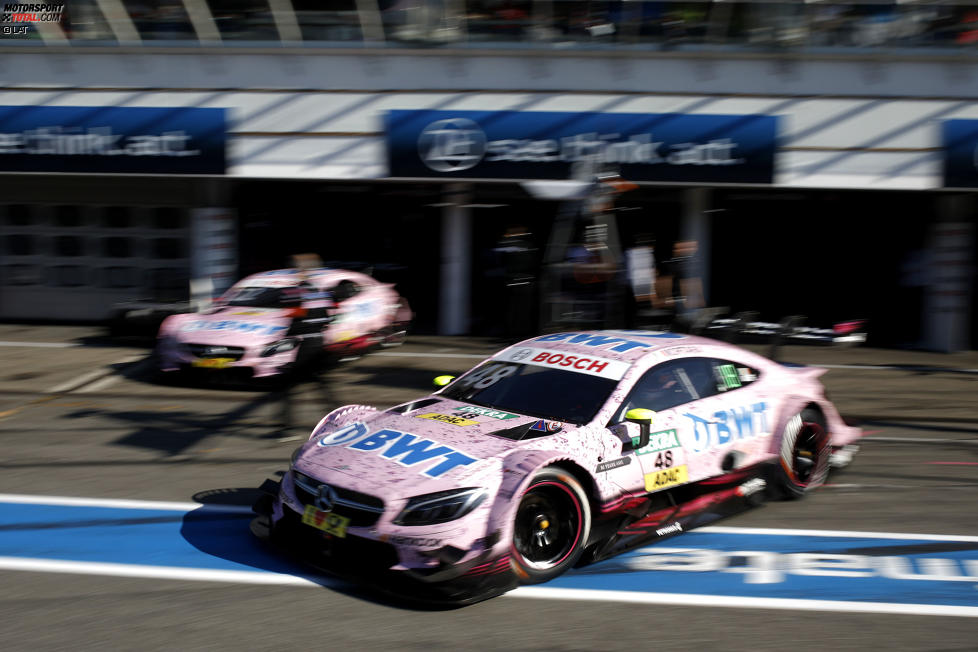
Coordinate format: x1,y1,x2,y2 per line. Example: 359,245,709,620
703,313,867,361
705,314,867,347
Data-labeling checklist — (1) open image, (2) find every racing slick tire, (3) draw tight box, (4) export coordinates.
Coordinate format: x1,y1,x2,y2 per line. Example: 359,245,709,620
510,468,591,584
772,407,830,500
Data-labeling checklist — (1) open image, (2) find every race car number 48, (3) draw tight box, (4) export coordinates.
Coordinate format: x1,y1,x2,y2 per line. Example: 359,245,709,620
302,506,350,538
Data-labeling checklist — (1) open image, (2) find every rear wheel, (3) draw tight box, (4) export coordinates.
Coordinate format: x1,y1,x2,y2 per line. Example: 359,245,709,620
510,468,591,584
773,407,830,499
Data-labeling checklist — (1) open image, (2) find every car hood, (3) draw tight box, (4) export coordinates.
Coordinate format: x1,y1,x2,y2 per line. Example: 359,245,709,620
167,307,293,345
292,397,569,499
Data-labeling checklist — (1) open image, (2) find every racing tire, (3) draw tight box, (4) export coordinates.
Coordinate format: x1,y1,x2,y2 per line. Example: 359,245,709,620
772,408,830,500
510,468,591,585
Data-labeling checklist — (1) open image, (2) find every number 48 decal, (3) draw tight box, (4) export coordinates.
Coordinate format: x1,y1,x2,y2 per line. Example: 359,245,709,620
654,450,674,469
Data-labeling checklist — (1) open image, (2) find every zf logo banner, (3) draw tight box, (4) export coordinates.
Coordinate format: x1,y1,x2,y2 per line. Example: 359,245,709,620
386,109,778,184
0,106,226,174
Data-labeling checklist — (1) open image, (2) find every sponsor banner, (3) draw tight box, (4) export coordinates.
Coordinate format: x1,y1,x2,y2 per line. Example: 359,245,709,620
0,105,226,174
179,319,287,337
534,331,680,353
494,346,630,380
596,457,631,473
644,464,688,491
685,402,768,453
454,405,518,420
943,119,978,188
634,428,681,456
314,422,477,478
386,110,777,183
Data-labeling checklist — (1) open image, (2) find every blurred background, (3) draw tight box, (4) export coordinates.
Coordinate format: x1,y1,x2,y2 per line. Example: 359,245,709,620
0,0,976,351
2,5,978,648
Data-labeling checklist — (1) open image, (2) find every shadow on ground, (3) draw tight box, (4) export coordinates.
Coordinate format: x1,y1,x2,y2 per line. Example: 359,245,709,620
181,487,466,611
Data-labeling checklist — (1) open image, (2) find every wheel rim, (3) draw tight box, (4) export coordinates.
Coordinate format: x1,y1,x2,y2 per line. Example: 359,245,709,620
791,421,826,486
513,481,582,570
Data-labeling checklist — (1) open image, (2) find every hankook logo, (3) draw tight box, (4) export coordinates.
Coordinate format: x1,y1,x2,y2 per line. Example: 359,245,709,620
417,118,486,172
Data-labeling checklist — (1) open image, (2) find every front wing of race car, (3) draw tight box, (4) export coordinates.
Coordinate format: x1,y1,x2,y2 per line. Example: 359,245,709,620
251,477,519,605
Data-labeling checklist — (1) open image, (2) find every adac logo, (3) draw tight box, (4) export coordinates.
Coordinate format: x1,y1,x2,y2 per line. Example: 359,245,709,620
417,118,486,172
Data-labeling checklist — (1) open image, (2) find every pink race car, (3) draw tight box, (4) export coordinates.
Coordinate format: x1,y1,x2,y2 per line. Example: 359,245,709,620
156,268,411,379
252,330,861,602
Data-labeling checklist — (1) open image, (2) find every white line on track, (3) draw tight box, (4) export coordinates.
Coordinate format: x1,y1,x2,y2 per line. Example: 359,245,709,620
698,525,978,542
0,341,76,348
864,436,978,445
45,368,116,394
0,556,973,618
0,555,973,618
75,355,154,394
0,557,328,587
510,588,978,618
45,355,143,394
0,493,253,513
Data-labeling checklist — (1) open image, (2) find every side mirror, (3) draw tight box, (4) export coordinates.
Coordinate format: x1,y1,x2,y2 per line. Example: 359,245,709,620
433,375,455,388
623,408,655,451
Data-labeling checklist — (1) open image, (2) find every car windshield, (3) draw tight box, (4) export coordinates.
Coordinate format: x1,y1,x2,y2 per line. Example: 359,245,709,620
439,361,617,425
222,286,302,309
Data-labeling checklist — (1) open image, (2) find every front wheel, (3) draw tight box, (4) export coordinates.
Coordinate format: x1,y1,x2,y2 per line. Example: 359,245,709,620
772,407,830,499
510,468,591,584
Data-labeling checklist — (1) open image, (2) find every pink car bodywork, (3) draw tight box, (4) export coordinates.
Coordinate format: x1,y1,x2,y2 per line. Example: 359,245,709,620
156,268,411,378
264,330,861,594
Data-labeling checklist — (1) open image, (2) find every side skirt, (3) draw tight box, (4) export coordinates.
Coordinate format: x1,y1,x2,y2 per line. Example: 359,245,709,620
582,464,770,566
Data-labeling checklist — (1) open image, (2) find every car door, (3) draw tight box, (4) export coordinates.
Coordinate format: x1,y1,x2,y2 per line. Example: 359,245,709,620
609,357,719,494
680,357,770,480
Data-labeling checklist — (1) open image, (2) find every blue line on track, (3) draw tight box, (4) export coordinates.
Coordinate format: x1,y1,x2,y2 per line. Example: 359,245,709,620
1,499,977,612
549,532,978,608
0,502,306,576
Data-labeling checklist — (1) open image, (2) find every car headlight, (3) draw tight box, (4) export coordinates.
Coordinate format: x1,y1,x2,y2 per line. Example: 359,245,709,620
394,488,487,526
260,338,298,357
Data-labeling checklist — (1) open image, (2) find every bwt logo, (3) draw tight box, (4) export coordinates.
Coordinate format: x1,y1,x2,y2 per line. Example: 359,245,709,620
417,118,486,172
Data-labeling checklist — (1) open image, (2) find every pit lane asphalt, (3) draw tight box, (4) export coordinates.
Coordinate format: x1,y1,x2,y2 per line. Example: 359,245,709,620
0,325,976,651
